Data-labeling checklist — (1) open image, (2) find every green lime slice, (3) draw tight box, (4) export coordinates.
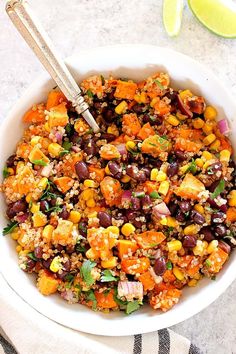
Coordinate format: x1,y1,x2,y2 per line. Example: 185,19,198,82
163,0,184,37
188,0,236,38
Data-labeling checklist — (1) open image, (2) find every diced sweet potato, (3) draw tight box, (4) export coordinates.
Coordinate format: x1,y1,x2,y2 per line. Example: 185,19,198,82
99,144,121,160
37,270,60,296
163,270,176,283
135,231,166,249
137,123,155,140
46,91,67,110
87,227,110,260
121,257,150,275
29,146,50,164
81,75,104,96
175,173,205,201
141,134,172,158
117,239,138,259
16,142,32,159
32,211,47,228
17,165,35,196
173,129,203,141
153,98,171,116
143,181,159,194
54,177,74,194
114,80,137,100
122,113,141,137
150,288,181,312
226,207,236,223
205,248,228,273
95,289,117,309
74,119,90,135
52,219,74,245
23,104,46,124
88,166,105,182
48,102,69,128
138,271,155,291
174,138,202,153
100,176,122,206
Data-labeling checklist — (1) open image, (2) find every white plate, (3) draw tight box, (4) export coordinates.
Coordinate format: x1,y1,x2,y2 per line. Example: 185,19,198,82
1,45,236,336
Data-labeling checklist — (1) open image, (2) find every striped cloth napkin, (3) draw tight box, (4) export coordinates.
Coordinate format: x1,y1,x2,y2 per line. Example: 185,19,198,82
0,273,201,354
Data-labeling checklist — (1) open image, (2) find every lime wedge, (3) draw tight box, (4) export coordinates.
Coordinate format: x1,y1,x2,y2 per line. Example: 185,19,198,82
188,0,236,38
163,0,184,37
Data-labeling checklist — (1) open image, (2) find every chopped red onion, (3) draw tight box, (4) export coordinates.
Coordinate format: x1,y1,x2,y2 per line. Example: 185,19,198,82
16,212,29,223
41,164,52,177
116,144,127,156
218,119,231,136
121,190,132,208
118,281,143,301
71,146,80,153
153,202,170,218
55,131,63,144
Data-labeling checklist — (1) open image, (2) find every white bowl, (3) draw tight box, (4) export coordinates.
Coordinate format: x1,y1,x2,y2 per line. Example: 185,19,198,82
1,45,236,336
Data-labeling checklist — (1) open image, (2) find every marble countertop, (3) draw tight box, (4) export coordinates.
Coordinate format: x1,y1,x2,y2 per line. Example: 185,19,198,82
0,0,236,352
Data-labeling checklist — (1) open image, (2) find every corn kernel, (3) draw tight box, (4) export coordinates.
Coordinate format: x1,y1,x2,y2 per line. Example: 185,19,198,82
50,256,62,273
179,164,191,175
176,112,187,121
202,123,213,135
194,204,204,215
195,158,204,168
30,202,40,214
105,164,111,175
167,240,182,252
206,240,218,254
115,101,128,115
193,118,204,129
140,92,148,104
220,149,231,164
134,94,141,103
204,106,217,120
48,143,62,157
69,210,81,223
37,177,48,190
16,245,22,253
158,181,169,196
228,190,236,207
84,179,96,188
121,175,131,183
87,211,97,219
7,168,14,176
188,279,198,287
42,225,54,242
26,193,33,203
179,89,193,100
87,199,96,208
203,134,216,146
150,168,158,181
193,240,205,256
210,139,221,151
11,228,19,240
166,115,180,126
160,216,177,227
107,226,120,236
203,160,214,170
101,256,118,269
126,141,136,151
173,267,185,281
150,97,159,108
202,151,213,161
160,217,168,226
44,122,50,132
121,223,135,237
157,171,167,182
184,224,198,236
32,211,47,228
107,124,119,137
16,161,24,174
19,249,30,256
30,136,41,146
86,248,99,260
81,189,94,201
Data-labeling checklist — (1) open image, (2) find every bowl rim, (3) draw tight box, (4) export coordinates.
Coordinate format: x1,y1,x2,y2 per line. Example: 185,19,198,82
1,44,236,336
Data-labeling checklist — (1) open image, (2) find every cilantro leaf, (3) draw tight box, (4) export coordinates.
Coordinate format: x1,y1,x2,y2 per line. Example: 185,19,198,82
3,167,10,178
85,290,97,310
126,300,140,315
154,79,165,90
186,159,197,174
62,141,73,151
211,179,225,199
166,261,172,270
150,191,161,199
80,260,96,286
3,221,18,235
205,259,212,268
86,89,94,98
27,252,38,261
31,159,48,166
75,243,86,253
100,270,118,282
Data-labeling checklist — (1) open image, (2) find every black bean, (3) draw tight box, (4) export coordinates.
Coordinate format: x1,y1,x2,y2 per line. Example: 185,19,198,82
191,210,205,225
215,224,227,237
94,102,102,110
176,209,185,222
97,211,112,227
78,221,87,237
141,195,152,214
71,133,82,145
132,104,144,114
6,154,16,168
182,235,197,248
130,196,141,210
201,226,214,242
34,246,43,259
42,258,52,269
143,114,161,126
107,90,115,101
58,205,70,220
154,257,166,276
103,108,114,122
218,240,231,254
212,211,226,224
141,167,151,178
138,171,147,183
25,259,36,271
57,271,69,280
40,200,49,213
100,133,116,142
208,180,221,193
206,162,222,175
83,139,97,156
175,150,186,161
179,200,191,213
13,200,27,214
63,260,71,272
75,161,89,180
126,210,139,221
167,161,179,177
6,204,16,219
126,165,139,179
169,203,178,216
108,161,122,179
66,245,76,254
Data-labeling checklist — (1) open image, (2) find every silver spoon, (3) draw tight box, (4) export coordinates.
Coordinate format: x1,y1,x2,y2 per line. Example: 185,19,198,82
6,0,100,133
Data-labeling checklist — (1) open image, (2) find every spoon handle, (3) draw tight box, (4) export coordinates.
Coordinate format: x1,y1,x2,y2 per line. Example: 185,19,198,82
6,0,99,132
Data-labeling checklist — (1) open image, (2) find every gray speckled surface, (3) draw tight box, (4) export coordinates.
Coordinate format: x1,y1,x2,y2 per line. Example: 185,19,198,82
0,0,236,353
